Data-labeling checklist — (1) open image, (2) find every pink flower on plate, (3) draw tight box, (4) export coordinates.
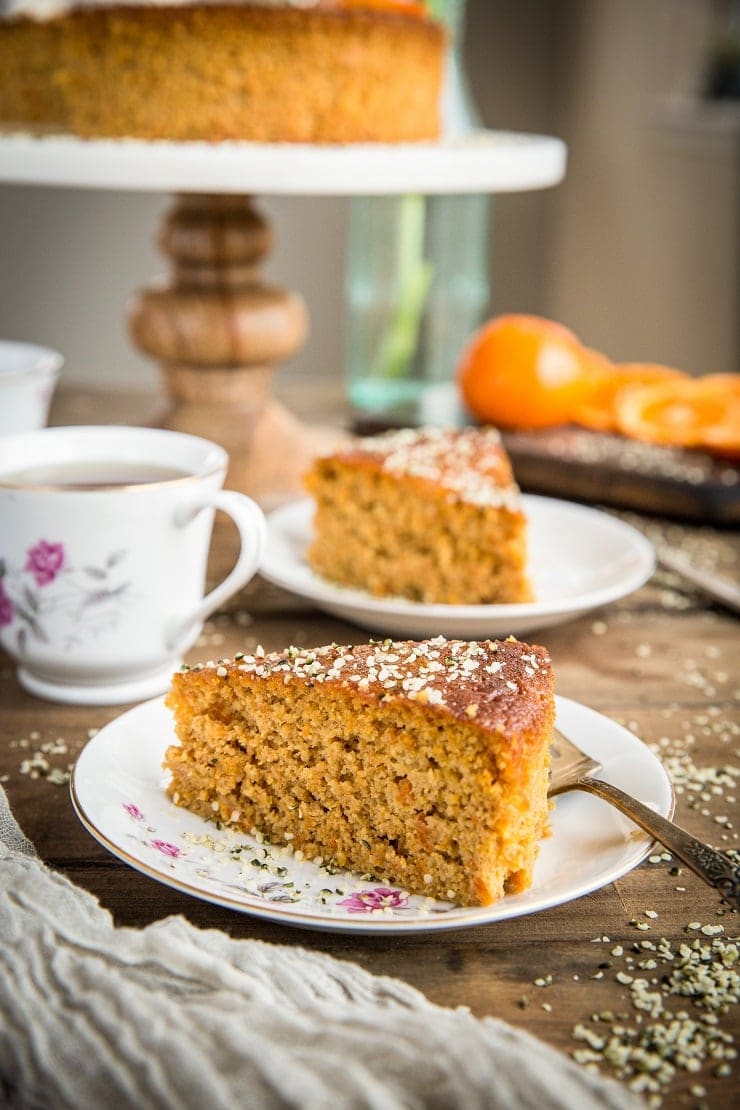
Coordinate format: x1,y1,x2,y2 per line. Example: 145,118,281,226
0,579,13,627
150,839,181,858
24,540,66,586
337,887,409,913
122,803,144,821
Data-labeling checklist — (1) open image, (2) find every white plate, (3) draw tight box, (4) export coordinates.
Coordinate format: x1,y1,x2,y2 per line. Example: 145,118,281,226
71,694,673,935
0,130,565,196
260,496,655,638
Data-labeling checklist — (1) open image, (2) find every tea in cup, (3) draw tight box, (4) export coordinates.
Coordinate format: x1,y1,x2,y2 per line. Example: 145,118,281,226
0,425,267,704
0,340,63,435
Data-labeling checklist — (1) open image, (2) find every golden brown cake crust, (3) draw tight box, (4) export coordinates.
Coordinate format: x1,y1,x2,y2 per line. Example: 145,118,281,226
165,636,555,906
330,425,522,508
0,3,445,142
174,636,551,733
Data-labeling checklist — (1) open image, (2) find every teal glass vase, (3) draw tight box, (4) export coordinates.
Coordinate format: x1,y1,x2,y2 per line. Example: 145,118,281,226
344,0,491,430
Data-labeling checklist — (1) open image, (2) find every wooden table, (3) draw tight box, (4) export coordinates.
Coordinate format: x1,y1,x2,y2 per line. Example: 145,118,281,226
2,384,738,1109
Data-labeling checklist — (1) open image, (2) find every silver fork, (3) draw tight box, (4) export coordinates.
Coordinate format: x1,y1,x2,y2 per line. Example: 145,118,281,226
657,550,740,617
549,727,740,909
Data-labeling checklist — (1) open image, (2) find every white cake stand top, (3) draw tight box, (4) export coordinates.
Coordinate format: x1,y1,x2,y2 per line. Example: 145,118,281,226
0,129,566,195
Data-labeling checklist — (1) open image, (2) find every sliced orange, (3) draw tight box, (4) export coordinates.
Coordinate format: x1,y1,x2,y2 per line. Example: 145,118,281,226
574,362,688,432
699,373,740,398
614,374,740,457
333,1,430,16
457,313,606,430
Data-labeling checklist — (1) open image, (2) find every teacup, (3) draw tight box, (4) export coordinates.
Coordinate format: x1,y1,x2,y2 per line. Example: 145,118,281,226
0,425,267,705
0,340,63,435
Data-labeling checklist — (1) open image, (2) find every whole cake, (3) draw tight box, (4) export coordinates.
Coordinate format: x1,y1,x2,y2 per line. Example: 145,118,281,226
0,0,445,141
164,636,555,906
304,425,533,605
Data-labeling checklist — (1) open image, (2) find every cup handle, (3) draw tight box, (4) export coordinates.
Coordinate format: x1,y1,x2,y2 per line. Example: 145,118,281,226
166,490,267,650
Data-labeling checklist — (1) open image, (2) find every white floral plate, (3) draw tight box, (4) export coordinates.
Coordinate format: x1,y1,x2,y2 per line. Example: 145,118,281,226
260,496,655,638
70,694,673,935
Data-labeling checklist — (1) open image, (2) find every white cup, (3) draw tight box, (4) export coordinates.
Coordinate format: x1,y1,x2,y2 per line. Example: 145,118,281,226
0,425,267,705
0,340,63,435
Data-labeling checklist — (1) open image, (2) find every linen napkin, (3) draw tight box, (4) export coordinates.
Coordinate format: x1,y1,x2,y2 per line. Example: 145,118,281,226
0,785,640,1110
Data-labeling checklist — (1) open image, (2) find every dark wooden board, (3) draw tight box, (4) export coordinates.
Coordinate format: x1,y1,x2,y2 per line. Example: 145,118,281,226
501,427,740,525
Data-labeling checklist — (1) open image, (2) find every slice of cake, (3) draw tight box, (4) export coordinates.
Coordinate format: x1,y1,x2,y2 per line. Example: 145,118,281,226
0,1,445,142
304,426,533,605
164,636,555,906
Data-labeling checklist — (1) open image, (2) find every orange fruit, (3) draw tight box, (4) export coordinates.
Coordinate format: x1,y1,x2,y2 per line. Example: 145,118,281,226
575,362,688,432
457,314,606,429
614,373,740,457
699,373,740,398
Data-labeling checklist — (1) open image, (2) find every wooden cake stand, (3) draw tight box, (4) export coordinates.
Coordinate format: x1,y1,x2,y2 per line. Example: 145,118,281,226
0,131,566,506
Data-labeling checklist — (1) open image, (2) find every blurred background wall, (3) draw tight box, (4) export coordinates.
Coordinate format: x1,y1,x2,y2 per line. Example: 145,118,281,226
0,0,737,396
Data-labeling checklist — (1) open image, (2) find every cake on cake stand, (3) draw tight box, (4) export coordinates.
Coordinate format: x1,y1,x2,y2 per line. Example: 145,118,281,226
0,130,566,506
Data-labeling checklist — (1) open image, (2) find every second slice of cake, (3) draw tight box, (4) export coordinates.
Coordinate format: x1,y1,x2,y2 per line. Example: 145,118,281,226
304,426,532,605
165,636,554,906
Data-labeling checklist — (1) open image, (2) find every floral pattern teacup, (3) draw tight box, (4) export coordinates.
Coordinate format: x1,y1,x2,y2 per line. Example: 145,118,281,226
0,425,267,704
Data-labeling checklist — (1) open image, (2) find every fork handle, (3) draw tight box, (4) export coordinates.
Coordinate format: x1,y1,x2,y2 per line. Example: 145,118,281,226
571,777,740,909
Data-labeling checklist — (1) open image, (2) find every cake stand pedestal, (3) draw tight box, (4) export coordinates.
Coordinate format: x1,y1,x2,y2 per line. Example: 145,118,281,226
126,192,337,506
0,131,566,506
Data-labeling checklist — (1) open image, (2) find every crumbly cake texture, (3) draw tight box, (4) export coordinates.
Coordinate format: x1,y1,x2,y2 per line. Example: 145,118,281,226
304,426,533,605
164,636,555,906
0,3,444,142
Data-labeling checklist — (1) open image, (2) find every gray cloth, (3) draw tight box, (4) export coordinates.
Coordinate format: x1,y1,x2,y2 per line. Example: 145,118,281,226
0,785,640,1109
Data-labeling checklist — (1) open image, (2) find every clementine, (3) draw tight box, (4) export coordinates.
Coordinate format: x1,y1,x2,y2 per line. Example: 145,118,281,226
575,363,688,432
614,374,740,457
457,314,605,429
